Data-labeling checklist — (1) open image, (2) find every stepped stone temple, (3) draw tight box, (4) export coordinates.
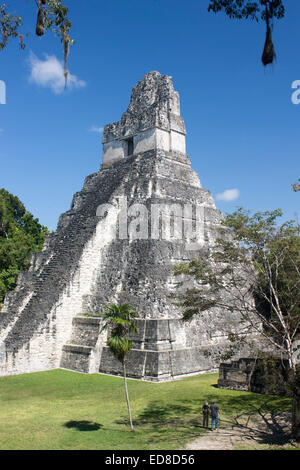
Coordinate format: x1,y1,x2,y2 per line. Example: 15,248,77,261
0,71,254,380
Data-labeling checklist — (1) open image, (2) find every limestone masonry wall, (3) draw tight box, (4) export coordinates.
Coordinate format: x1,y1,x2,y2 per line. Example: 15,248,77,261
0,72,257,380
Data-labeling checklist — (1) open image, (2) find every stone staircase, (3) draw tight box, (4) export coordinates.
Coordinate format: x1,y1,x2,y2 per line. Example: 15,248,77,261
60,316,104,373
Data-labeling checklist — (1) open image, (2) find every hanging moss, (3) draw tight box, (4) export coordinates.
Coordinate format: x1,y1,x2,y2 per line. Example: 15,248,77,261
35,3,45,37
62,31,70,88
262,27,275,66
261,3,276,67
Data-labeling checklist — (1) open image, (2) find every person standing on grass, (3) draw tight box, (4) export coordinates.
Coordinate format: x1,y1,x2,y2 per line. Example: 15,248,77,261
202,401,209,428
210,400,219,431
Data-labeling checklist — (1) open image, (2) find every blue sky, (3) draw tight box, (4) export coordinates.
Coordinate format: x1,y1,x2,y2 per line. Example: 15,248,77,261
0,0,299,231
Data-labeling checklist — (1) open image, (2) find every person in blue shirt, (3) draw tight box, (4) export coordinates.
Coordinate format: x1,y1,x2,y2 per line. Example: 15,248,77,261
210,400,219,431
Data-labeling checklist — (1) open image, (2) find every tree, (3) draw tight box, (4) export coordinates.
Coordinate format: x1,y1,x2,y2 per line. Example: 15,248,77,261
208,0,285,66
174,207,300,440
292,179,300,192
0,1,73,85
0,1,292,73
99,303,139,432
0,188,49,306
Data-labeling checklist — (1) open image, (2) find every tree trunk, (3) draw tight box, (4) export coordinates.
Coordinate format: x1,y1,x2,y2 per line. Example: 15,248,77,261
289,355,300,441
292,394,300,441
122,359,134,432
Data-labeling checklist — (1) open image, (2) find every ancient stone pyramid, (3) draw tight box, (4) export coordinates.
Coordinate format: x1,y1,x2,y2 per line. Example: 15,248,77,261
0,71,248,380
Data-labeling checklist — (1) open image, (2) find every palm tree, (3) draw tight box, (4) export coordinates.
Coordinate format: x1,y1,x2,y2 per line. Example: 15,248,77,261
99,303,139,432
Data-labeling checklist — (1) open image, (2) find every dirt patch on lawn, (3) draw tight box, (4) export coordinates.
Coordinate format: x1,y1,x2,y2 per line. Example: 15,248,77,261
186,412,299,450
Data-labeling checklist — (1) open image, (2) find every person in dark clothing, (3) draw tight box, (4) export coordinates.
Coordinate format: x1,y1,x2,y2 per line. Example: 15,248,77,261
202,402,209,427
210,400,219,431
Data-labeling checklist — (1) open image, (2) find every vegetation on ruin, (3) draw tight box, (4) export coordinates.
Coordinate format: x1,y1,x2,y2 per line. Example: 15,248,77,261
0,369,294,450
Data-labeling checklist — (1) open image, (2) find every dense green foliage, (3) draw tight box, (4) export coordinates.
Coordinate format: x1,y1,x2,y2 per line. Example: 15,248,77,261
208,0,285,20
174,207,300,439
224,208,300,343
175,208,300,363
0,188,48,305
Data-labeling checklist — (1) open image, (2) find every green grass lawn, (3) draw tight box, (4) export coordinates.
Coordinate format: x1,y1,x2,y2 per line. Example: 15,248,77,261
0,369,291,450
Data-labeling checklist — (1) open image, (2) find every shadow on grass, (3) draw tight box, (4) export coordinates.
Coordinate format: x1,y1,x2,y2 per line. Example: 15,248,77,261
137,402,192,426
63,420,103,431
116,401,200,432
192,393,293,447
246,410,293,446
114,392,292,446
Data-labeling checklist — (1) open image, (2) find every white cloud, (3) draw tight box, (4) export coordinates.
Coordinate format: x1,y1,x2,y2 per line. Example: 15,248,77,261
89,125,104,134
216,188,240,202
28,52,86,95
